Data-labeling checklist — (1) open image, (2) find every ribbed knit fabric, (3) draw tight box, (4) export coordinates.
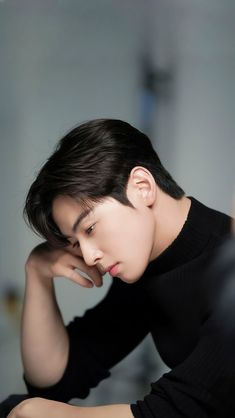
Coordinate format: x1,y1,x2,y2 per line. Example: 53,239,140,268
24,197,234,417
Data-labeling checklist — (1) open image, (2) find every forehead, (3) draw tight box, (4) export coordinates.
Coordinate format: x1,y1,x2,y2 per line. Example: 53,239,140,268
52,195,85,216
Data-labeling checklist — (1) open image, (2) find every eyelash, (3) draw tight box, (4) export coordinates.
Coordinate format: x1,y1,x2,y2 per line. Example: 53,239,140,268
72,224,95,248
85,224,95,235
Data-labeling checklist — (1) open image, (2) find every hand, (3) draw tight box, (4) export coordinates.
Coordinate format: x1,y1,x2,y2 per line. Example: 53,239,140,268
7,397,74,418
25,242,103,287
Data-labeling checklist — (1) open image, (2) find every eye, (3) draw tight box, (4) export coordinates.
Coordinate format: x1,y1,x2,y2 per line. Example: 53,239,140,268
85,224,95,235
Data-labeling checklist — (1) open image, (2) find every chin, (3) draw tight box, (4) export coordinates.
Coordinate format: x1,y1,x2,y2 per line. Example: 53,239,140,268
116,259,148,284
119,270,143,284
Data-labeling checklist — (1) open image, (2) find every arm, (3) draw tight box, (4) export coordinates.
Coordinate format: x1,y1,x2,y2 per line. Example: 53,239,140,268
24,268,149,401
21,269,68,387
21,242,103,388
7,399,134,418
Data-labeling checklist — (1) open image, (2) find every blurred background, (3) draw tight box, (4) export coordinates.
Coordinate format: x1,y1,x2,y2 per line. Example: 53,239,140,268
0,0,235,406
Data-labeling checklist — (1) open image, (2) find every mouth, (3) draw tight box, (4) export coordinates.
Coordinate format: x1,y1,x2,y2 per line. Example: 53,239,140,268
105,263,119,276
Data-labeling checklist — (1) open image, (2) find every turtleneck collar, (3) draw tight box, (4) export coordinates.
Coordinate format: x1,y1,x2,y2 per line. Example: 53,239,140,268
144,197,222,276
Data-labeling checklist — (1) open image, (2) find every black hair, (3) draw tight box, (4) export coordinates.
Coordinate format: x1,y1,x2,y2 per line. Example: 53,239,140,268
24,119,184,246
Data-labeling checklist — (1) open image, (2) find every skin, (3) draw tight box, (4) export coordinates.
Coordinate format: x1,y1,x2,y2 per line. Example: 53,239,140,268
12,167,191,418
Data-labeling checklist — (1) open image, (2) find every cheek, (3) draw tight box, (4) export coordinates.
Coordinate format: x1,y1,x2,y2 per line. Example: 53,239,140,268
118,213,154,260
96,209,154,263
129,213,154,249
125,229,154,281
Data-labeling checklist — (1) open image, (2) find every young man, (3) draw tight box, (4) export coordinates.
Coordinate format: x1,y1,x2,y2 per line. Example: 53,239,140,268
7,119,234,418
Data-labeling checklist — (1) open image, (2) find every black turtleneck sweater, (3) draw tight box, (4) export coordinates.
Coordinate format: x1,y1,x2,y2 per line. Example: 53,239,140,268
25,197,234,417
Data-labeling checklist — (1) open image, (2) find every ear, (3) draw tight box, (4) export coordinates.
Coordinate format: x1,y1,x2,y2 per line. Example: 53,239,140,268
126,166,156,207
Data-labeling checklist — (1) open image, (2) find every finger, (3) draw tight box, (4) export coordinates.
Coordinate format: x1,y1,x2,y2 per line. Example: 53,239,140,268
75,268,103,288
85,266,104,287
62,266,95,288
65,246,103,282
66,254,103,287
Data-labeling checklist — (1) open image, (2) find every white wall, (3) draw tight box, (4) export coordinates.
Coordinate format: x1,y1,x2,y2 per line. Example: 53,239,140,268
150,0,235,213
174,1,235,212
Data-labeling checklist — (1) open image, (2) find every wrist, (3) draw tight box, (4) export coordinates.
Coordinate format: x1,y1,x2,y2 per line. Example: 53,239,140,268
25,263,54,286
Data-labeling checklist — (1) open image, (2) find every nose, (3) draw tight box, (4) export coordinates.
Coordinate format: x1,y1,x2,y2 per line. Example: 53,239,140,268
80,242,103,267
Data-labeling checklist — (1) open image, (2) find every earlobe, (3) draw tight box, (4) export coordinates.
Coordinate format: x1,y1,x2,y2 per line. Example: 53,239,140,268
127,166,156,207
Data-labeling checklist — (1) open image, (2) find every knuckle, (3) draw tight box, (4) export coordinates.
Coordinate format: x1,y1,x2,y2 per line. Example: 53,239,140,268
51,264,58,275
52,260,60,269
56,252,67,264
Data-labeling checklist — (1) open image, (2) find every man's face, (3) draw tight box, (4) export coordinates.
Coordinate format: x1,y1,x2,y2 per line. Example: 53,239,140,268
52,192,156,284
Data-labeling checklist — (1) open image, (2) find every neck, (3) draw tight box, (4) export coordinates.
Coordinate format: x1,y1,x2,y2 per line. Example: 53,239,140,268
150,192,191,260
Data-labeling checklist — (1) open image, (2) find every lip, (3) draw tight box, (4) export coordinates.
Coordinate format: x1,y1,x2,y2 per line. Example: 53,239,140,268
105,263,119,276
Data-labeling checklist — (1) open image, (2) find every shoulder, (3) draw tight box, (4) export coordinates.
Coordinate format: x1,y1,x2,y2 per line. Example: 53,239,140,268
189,197,232,234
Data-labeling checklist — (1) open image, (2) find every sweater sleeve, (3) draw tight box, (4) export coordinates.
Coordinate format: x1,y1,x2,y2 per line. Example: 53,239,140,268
131,238,235,418
24,277,149,401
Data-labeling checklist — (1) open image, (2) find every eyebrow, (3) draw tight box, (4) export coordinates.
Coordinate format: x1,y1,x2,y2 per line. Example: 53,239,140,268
72,208,92,233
